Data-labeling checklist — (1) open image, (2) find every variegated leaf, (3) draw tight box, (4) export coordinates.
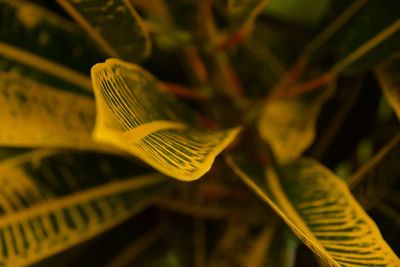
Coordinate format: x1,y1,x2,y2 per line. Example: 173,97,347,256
226,156,400,267
91,58,241,181
57,0,151,62
0,150,166,267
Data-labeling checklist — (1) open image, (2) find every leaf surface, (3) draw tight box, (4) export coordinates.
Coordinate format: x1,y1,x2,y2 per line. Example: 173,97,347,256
57,0,151,62
0,150,166,267
0,71,109,151
264,0,331,26
91,58,241,181
226,156,400,267
0,0,103,94
258,87,333,163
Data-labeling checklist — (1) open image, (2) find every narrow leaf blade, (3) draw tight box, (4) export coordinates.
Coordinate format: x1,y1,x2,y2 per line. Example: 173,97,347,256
226,156,400,266
0,150,166,266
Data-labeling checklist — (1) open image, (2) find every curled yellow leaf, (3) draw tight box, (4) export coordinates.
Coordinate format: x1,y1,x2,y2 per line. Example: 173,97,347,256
91,59,241,181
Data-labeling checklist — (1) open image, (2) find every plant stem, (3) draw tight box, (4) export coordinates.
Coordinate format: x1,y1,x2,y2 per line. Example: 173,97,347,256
349,133,400,189
275,18,400,97
377,202,400,226
303,0,368,55
197,0,244,101
213,0,272,52
332,19,400,73
105,224,166,267
272,0,368,96
161,82,210,100
276,72,335,97
311,78,363,159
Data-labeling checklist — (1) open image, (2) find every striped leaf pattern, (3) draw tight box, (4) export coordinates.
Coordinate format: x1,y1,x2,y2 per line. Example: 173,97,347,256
0,150,166,266
91,59,241,181
226,156,400,266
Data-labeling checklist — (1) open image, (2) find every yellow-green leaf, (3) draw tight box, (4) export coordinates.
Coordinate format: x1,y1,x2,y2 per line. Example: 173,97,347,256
376,55,400,120
0,150,166,267
91,58,241,181
0,71,109,151
57,0,151,62
226,156,400,267
257,87,333,163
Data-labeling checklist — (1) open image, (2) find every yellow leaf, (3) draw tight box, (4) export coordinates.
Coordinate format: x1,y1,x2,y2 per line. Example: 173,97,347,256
0,150,166,267
91,59,241,181
226,156,400,267
258,87,333,163
0,71,106,151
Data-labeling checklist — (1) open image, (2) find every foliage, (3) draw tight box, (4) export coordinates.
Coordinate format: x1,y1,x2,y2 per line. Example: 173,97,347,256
0,0,400,266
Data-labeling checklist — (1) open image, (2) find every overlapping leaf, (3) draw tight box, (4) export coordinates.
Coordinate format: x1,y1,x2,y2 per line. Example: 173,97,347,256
0,150,166,267
0,0,116,151
258,87,333,163
0,72,100,150
91,58,241,181
0,0,102,94
57,0,151,62
226,156,400,266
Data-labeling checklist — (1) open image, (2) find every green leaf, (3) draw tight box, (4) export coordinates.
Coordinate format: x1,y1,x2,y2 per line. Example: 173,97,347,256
57,0,151,62
0,150,166,266
91,58,241,181
226,155,400,267
376,54,400,120
258,86,333,163
264,0,331,27
0,0,102,95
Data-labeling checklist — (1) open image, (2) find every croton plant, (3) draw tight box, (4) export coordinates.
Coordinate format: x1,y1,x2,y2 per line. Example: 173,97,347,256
0,0,400,266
